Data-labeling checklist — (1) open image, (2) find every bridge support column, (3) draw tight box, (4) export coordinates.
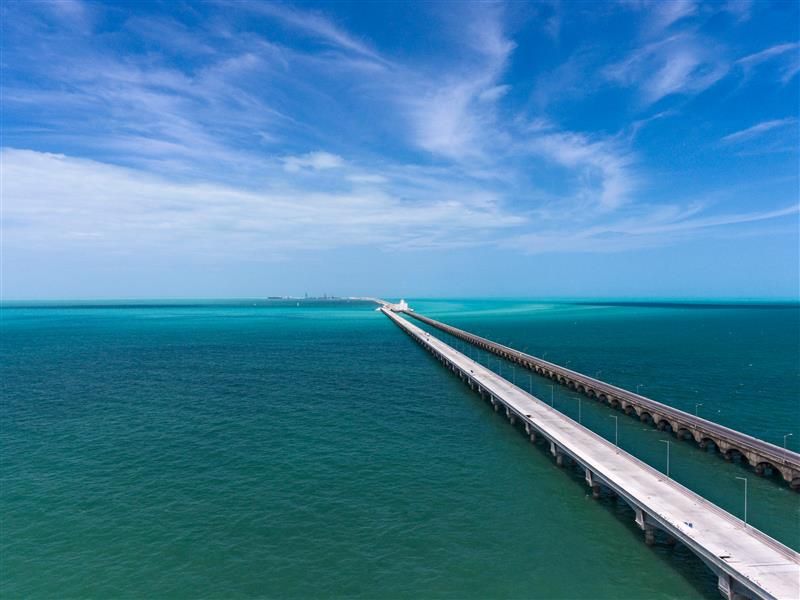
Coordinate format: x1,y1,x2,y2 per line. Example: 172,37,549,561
634,508,658,546
716,573,749,600
644,524,655,546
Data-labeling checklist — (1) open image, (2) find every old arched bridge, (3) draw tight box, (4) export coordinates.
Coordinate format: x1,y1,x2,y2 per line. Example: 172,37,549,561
403,310,800,490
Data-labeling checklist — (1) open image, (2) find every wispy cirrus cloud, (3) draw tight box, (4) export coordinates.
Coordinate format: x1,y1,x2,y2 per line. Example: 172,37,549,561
2,149,524,255
522,129,637,211
721,118,797,144
230,1,392,67
507,202,799,254
604,34,729,104
282,151,346,173
402,3,516,159
1,0,797,280
737,42,800,84
645,0,697,33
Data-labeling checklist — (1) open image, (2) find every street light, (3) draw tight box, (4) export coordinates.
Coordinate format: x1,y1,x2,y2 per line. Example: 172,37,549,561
511,366,516,385
610,415,619,448
659,439,671,477
549,385,554,407
595,370,603,378
576,397,582,424
784,433,794,449
528,373,533,394
636,384,645,394
736,476,748,526
695,403,703,416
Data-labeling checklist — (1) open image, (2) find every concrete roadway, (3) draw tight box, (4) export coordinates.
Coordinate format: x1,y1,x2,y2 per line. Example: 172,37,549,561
383,308,799,600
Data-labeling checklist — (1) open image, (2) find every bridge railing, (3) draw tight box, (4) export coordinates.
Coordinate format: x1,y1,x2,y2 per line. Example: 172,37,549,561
404,311,800,474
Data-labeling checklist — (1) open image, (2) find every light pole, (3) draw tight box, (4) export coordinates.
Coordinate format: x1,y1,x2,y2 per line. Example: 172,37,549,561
576,397,582,424
610,415,618,448
595,370,602,378
659,439,671,477
736,476,748,526
695,403,703,416
784,433,794,449
549,385,554,406
636,384,645,394
528,373,532,394
511,366,516,385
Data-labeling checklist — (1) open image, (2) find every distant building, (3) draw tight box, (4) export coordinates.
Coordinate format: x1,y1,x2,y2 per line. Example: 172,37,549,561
386,299,411,312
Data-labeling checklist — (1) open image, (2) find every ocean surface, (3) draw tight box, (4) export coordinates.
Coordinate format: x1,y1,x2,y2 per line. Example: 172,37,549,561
2,298,799,599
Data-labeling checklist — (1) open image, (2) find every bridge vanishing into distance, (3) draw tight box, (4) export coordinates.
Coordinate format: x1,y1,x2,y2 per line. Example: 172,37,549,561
403,310,800,490
380,307,800,600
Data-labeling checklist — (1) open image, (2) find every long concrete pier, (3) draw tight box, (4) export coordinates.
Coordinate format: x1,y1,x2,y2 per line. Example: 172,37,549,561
382,308,799,600
403,311,800,490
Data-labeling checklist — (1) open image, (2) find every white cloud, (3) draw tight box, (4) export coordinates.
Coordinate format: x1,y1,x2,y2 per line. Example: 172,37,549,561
231,1,391,68
721,118,797,144
605,34,729,104
647,0,697,32
479,84,511,103
401,3,515,159
507,203,799,254
282,151,345,173
347,173,389,184
737,42,800,83
523,131,637,211
2,149,524,256
722,0,753,22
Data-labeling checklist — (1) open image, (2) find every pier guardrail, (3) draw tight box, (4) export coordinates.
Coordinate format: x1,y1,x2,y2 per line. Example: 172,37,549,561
382,308,799,600
404,310,800,490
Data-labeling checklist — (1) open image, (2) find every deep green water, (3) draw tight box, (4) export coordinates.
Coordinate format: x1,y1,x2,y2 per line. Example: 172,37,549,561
2,299,798,599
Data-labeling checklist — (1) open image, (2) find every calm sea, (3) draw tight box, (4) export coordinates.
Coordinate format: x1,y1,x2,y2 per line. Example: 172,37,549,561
2,299,798,599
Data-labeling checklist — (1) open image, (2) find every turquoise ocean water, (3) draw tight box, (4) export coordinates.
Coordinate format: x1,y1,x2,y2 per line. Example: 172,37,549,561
2,299,799,598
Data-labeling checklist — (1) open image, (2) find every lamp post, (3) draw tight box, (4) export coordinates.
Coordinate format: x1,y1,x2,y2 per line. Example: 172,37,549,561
549,385,554,407
576,397,582,424
695,403,703,416
528,373,532,394
736,476,748,526
784,433,794,449
636,384,645,394
610,415,618,448
511,366,516,385
659,439,671,477
595,370,602,378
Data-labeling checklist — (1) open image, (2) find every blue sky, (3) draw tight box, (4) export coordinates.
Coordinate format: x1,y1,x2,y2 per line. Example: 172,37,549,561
2,0,798,299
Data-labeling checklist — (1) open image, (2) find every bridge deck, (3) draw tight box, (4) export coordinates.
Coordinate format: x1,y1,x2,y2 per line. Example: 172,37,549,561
382,308,799,600
403,310,800,487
